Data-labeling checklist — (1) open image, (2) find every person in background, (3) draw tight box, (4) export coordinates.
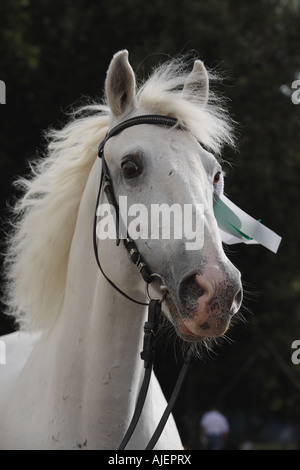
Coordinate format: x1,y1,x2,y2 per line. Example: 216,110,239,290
200,406,230,450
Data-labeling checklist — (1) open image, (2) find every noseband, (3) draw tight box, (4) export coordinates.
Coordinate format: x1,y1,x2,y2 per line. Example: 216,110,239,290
93,114,192,450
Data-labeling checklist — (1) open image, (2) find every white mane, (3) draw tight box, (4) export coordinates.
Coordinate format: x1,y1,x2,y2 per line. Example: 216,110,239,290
3,57,234,331
137,58,234,153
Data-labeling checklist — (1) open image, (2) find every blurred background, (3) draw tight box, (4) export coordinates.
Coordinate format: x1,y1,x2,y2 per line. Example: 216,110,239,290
0,0,299,450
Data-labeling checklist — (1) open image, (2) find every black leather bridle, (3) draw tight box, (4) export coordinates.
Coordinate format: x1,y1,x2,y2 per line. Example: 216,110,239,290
93,114,193,450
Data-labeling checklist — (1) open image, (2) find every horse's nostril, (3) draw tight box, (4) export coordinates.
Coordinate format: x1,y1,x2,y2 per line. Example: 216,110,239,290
234,287,243,309
179,274,206,306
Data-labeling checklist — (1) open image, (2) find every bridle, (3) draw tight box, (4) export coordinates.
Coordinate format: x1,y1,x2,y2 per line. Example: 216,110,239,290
93,114,193,450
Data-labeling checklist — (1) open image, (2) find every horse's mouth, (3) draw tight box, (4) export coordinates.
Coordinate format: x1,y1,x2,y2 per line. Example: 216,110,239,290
163,292,206,342
163,289,233,343
155,267,242,342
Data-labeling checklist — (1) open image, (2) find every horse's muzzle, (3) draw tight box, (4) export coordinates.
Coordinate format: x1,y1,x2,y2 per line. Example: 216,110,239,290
169,265,243,341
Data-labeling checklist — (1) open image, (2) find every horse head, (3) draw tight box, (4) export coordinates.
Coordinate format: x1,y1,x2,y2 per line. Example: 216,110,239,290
99,50,243,342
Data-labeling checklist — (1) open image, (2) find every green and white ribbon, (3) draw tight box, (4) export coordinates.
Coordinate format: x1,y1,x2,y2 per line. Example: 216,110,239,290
214,194,282,254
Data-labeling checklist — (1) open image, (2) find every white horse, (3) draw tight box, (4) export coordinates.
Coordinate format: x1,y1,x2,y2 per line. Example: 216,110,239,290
0,50,242,450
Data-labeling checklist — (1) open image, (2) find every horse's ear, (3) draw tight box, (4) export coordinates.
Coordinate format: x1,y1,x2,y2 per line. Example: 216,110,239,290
183,60,209,107
105,50,136,116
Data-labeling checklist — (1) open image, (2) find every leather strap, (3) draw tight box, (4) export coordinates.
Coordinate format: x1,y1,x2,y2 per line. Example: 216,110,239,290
145,348,193,449
98,114,179,158
94,114,181,297
118,300,162,450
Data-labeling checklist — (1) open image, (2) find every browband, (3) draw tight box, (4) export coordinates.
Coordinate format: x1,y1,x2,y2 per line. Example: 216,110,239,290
98,114,179,158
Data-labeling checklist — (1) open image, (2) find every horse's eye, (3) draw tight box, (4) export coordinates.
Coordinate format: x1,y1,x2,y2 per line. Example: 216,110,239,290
121,160,140,178
213,171,221,185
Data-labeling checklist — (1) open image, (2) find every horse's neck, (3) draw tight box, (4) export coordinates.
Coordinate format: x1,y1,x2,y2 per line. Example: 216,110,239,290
47,165,148,447
51,272,147,447
0,162,182,449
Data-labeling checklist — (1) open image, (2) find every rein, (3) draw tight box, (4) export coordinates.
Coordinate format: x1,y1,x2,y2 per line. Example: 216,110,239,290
93,114,192,450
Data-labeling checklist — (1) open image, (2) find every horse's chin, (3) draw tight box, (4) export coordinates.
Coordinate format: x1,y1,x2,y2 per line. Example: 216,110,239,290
163,291,231,343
